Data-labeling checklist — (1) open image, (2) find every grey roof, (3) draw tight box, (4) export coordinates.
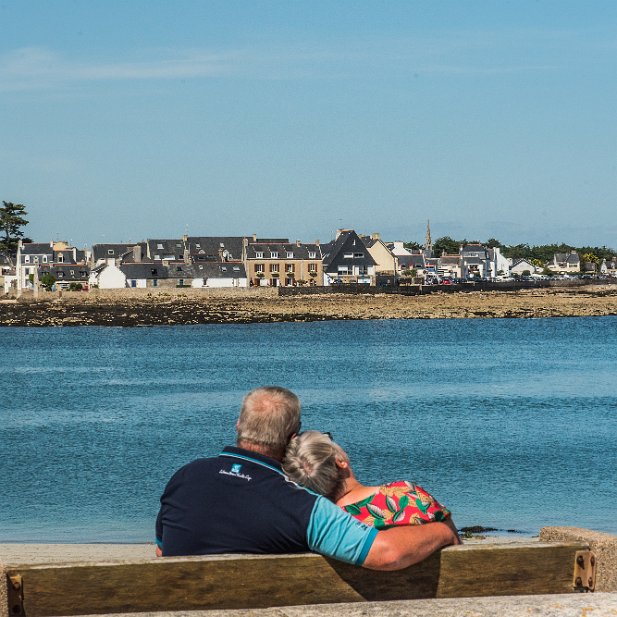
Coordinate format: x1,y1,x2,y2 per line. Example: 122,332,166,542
119,261,247,280
91,243,143,262
189,237,246,261
322,230,377,268
147,237,247,262
195,262,247,278
246,242,322,260
461,244,489,258
54,249,85,265
20,243,53,255
120,264,168,280
147,239,186,260
40,265,90,281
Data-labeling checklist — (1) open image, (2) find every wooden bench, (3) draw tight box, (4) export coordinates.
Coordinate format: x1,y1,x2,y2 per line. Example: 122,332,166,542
1,541,597,617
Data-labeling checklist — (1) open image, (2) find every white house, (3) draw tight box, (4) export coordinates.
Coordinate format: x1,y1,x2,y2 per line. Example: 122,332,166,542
89,263,127,289
510,258,539,276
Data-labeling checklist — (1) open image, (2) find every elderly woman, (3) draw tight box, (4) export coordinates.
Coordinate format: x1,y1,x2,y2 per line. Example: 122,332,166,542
283,431,457,532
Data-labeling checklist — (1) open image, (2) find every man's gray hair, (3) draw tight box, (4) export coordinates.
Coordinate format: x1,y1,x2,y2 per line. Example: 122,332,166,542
236,386,301,455
283,431,346,501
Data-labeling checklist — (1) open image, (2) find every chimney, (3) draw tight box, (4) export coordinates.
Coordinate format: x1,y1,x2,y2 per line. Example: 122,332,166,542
252,233,257,242
335,229,343,240
371,232,380,241
132,245,142,263
315,239,320,246
296,239,301,247
183,249,191,264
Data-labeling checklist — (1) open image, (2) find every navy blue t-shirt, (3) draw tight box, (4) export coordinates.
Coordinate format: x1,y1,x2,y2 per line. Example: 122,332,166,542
156,446,377,565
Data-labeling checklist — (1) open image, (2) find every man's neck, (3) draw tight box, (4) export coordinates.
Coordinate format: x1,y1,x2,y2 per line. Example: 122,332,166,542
236,439,284,461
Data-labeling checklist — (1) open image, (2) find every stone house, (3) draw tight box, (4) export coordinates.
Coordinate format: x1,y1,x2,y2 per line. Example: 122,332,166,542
322,230,377,285
245,239,322,287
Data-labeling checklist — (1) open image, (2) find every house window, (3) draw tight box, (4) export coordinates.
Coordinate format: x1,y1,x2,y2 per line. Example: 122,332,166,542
57,254,64,263
270,251,279,259
57,271,64,278
152,279,158,287
221,266,228,272
70,270,75,275
308,251,316,259
255,251,264,258
358,266,368,275
178,279,184,287
233,266,240,271
131,280,137,288
338,266,352,275
157,243,164,250
270,264,279,273
33,256,39,263
285,264,294,273
286,277,294,286
255,264,264,273
353,253,364,258
108,249,114,255
309,263,317,273
286,251,293,258
24,267,30,275
343,252,353,259
42,255,48,263
154,254,161,260
24,255,30,263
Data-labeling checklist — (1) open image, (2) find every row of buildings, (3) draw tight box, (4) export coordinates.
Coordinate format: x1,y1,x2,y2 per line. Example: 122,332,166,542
2,227,617,293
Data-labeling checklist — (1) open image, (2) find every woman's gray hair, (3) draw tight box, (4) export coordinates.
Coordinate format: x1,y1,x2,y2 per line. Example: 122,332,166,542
283,431,346,500
236,386,301,455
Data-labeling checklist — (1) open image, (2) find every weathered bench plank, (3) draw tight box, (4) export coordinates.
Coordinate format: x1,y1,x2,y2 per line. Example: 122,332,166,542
4,542,592,617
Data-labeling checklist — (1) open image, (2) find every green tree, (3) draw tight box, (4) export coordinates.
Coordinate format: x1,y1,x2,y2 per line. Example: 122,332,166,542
403,241,421,250
0,201,29,254
40,273,57,290
485,238,503,248
433,236,461,256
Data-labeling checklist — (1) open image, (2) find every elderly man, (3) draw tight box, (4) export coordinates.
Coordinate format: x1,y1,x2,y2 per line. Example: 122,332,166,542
156,386,459,570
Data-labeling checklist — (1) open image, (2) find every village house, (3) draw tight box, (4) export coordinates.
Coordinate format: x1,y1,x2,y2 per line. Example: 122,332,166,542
0,253,16,294
510,258,539,277
547,251,580,274
39,264,90,290
359,234,397,276
321,230,377,285
90,243,146,267
387,242,427,277
245,237,322,287
16,240,87,293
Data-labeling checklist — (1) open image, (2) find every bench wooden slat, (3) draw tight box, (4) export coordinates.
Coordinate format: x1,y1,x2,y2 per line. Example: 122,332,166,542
5,542,591,617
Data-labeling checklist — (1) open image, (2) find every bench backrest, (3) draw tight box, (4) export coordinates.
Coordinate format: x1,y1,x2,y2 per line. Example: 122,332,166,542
3,542,594,617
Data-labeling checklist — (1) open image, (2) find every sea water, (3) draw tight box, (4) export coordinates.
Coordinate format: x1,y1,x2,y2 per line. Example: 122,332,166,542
0,317,616,542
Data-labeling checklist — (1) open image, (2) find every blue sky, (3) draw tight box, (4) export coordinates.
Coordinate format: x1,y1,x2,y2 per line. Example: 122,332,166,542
1,1,615,248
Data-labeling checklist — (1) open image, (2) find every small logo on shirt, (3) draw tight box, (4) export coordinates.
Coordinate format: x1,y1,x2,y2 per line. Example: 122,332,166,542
219,463,252,482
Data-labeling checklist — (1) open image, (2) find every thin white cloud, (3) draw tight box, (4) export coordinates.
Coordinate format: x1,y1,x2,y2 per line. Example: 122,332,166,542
0,47,237,91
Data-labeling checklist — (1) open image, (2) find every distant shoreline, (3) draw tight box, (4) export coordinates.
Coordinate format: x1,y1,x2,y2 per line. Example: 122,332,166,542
1,284,617,326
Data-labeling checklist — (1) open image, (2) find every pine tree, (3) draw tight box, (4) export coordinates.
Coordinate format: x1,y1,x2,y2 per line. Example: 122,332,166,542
0,201,29,254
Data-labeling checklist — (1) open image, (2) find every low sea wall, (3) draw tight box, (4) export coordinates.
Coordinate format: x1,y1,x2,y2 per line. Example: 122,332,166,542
279,278,598,297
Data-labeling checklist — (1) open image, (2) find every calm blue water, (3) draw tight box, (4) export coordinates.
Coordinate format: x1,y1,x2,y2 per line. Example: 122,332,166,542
1,317,616,542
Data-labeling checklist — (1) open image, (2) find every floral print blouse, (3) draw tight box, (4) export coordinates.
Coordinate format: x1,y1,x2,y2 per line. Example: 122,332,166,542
341,480,450,529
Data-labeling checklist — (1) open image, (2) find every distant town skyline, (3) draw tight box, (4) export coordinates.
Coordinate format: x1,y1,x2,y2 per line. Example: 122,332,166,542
1,1,615,248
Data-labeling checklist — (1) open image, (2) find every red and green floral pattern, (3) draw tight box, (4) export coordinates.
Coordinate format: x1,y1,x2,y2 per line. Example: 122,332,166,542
341,480,450,529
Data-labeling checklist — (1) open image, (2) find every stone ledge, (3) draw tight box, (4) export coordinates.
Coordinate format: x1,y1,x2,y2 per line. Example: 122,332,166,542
32,593,617,617
540,527,617,592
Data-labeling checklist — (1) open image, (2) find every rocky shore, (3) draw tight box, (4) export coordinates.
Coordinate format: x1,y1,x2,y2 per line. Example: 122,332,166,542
1,284,617,326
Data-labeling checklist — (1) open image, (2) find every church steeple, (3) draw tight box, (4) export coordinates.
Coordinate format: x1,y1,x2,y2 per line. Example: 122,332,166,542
424,220,433,258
